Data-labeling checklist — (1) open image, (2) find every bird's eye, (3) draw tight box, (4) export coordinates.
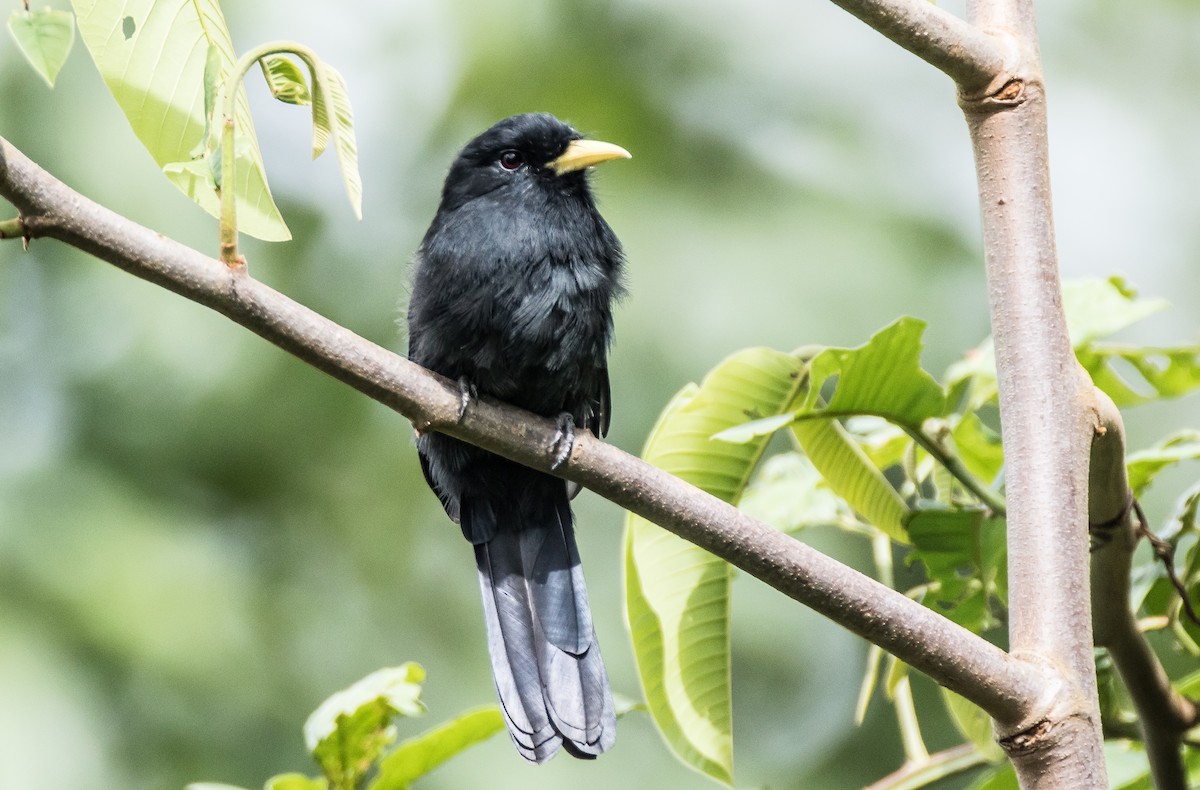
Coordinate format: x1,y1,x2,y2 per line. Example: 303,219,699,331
498,150,524,171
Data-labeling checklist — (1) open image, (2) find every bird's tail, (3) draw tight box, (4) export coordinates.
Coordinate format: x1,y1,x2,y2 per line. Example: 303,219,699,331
465,483,616,763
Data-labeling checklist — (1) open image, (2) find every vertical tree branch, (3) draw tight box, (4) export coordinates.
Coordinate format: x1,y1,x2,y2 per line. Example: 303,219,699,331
1090,389,1197,790
961,0,1106,785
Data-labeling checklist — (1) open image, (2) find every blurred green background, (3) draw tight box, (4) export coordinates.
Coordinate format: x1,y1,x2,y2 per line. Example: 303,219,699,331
2,1,1199,788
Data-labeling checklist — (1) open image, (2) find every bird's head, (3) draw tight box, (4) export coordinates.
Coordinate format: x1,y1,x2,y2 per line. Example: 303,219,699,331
438,113,630,213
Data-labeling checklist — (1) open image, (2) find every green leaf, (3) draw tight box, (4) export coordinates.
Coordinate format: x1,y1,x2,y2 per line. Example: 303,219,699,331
371,707,504,790
186,784,251,790
1126,430,1200,496
310,63,362,219
792,417,910,543
738,452,861,534
951,413,1004,485
941,689,1004,762
711,413,794,444
7,8,75,87
948,277,1187,410
1078,343,1200,407
1176,666,1200,698
265,775,328,790
625,347,806,785
851,416,911,472
1063,276,1168,346
261,54,312,105
800,317,946,428
907,509,1005,632
304,664,426,790
71,0,290,241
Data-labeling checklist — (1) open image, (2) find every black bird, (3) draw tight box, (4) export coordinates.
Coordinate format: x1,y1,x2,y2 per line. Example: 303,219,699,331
406,113,629,762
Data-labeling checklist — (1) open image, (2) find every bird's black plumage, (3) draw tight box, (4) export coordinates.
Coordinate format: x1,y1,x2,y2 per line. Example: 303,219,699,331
406,113,626,762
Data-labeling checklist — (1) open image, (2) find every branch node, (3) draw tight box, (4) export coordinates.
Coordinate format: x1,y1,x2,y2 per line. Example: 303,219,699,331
956,30,1037,112
998,716,1054,756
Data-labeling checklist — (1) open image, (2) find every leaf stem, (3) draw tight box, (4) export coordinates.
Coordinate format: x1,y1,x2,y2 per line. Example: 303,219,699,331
217,40,323,266
872,532,930,763
864,744,992,790
909,428,1007,516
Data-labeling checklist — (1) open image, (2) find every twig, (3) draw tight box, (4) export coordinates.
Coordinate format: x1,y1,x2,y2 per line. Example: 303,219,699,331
1133,500,1200,627
909,427,1007,516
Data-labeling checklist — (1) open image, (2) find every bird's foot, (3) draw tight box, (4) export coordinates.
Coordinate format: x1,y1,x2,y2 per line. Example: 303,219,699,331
549,413,576,471
456,376,478,422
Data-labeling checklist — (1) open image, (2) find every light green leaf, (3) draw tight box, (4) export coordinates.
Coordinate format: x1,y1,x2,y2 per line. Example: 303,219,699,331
792,417,910,543
625,348,806,785
1126,430,1200,497
800,317,946,428
739,452,860,534
71,0,290,241
1078,343,1200,407
941,689,1004,762
304,664,426,790
711,412,794,444
951,413,1004,485
7,8,75,87
1063,276,1168,346
849,416,911,472
265,775,328,790
371,707,504,790
311,63,362,219
186,784,251,790
261,54,311,105
310,65,331,158
948,277,1184,411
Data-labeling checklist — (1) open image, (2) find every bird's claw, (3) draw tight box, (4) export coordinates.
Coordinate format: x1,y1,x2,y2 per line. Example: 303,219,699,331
456,376,477,422
549,413,576,471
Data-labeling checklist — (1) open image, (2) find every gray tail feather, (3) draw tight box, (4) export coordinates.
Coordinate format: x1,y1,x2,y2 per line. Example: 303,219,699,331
470,490,616,762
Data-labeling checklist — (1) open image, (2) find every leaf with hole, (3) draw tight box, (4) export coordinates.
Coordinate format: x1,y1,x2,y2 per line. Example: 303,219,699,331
71,0,290,240
7,8,75,87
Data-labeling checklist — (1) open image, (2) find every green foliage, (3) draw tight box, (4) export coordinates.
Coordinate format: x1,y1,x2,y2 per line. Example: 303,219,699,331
39,1,363,247
372,707,505,790
908,510,1005,632
305,664,427,789
71,0,291,240
791,414,911,543
799,317,947,425
1126,430,1200,496
7,7,74,87
625,348,806,785
629,277,1200,788
187,666,506,790
260,55,312,105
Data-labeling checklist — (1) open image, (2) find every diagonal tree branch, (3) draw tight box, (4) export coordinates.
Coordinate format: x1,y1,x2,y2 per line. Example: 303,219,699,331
0,136,1055,730
825,0,1015,94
